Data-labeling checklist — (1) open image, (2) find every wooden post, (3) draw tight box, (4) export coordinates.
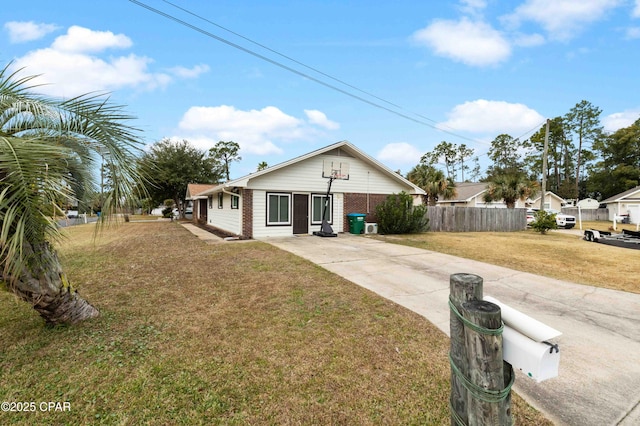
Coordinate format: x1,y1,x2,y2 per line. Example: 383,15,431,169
462,300,507,426
449,273,483,426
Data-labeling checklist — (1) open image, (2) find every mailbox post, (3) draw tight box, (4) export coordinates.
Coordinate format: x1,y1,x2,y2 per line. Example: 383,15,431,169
449,274,561,425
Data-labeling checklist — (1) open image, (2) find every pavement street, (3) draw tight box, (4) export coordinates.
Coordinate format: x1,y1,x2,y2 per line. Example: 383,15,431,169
260,233,640,426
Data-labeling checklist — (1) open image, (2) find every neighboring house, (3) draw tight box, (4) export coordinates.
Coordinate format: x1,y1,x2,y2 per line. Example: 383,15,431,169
437,182,528,208
438,183,567,210
186,183,218,224
528,191,565,211
437,182,487,207
191,141,425,238
601,186,640,223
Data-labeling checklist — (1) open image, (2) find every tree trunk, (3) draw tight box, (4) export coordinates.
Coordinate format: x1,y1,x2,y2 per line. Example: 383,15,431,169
6,241,99,325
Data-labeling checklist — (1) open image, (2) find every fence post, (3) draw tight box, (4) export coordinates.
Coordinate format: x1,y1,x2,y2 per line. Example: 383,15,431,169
449,273,483,425
462,300,511,425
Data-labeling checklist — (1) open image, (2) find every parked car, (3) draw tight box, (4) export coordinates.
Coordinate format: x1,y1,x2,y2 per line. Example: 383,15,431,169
547,209,576,229
528,208,576,229
65,210,79,219
526,209,536,225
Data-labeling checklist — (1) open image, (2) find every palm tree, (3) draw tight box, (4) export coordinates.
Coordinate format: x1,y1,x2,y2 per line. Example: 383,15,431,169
407,164,457,206
0,64,145,325
483,174,538,208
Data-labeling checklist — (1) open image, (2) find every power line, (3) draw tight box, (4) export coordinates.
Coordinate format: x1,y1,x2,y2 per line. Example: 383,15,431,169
128,0,484,145
160,0,408,114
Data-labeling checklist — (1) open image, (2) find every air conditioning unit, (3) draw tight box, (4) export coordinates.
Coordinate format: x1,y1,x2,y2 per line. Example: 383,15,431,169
364,222,378,234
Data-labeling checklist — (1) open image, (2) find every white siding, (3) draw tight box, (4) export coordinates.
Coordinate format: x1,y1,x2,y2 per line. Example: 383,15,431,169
247,154,413,194
251,190,345,238
207,192,241,235
627,204,639,224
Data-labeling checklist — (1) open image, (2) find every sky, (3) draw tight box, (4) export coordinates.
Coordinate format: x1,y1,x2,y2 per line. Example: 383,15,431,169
2,0,640,180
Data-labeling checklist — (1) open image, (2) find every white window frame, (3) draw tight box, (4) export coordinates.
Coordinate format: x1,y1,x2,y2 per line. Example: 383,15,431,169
231,192,239,209
266,193,291,226
218,192,223,209
311,194,333,224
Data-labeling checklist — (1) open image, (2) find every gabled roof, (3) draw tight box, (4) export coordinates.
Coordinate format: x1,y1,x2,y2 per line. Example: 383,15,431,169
439,182,487,203
199,140,425,196
186,183,218,200
529,191,565,203
601,186,640,203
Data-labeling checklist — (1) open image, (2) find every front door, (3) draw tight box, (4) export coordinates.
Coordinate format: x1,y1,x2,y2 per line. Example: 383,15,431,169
198,199,208,224
293,194,309,234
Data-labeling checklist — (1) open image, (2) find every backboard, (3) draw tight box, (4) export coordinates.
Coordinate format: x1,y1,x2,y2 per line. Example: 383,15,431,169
576,198,600,209
322,160,350,180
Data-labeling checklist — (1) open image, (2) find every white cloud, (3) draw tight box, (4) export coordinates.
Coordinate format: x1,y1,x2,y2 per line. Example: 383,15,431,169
178,105,335,155
502,0,622,41
4,21,59,43
439,99,545,135
377,143,423,168
304,109,340,130
458,0,487,16
512,33,546,47
169,64,210,79
634,0,640,18
412,18,511,67
626,27,640,39
12,48,170,97
51,25,131,53
602,109,640,132
9,25,206,97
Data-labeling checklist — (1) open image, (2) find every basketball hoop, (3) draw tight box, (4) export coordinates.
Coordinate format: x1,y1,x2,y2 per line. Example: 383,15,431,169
314,160,349,237
322,160,349,180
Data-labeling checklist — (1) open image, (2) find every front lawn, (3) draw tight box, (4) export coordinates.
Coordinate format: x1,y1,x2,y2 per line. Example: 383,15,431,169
377,222,639,294
0,222,550,425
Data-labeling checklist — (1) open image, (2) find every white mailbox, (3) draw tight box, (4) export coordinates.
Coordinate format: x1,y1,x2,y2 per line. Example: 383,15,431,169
484,296,561,382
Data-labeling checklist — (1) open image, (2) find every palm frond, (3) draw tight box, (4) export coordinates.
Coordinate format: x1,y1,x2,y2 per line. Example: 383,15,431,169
0,136,73,281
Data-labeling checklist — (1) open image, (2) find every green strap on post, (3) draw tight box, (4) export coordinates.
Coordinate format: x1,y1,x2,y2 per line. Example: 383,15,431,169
448,298,504,336
449,296,514,425
449,354,515,403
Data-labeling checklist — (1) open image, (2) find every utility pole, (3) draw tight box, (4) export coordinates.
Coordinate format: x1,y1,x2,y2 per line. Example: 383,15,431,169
540,119,550,211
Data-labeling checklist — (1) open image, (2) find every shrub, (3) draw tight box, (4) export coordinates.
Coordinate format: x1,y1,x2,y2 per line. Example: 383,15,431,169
162,199,174,218
530,210,557,234
375,192,429,234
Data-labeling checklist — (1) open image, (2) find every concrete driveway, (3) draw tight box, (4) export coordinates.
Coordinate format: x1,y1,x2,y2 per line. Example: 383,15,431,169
262,233,640,426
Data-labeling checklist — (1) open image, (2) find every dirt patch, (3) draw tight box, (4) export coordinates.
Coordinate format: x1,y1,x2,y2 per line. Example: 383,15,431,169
191,221,250,240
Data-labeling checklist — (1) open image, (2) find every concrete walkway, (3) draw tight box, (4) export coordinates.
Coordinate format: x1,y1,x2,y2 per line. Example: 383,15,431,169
259,233,640,426
181,223,225,243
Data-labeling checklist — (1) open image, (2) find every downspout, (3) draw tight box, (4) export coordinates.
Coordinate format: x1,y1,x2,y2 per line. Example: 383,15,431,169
221,187,241,199
367,171,370,214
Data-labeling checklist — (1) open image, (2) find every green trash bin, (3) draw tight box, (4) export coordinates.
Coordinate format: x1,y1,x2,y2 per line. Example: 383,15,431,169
346,213,366,234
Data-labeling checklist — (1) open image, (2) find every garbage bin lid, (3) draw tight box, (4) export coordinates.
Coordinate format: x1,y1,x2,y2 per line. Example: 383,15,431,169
347,213,367,217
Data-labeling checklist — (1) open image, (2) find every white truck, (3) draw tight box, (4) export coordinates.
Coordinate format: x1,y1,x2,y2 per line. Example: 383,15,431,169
528,209,576,229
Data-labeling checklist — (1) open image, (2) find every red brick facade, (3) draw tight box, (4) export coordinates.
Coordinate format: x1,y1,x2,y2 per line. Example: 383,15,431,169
242,189,253,238
342,193,389,231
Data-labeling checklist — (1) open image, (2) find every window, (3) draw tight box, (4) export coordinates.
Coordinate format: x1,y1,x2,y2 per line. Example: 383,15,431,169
231,190,239,209
208,196,213,209
218,192,223,209
312,194,332,224
267,193,290,225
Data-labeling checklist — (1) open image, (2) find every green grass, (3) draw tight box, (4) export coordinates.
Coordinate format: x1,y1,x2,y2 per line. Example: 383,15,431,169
0,222,550,425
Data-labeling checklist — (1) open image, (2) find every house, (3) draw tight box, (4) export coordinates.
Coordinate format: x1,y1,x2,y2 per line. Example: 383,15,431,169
437,182,528,208
528,191,565,211
186,183,217,224
437,182,488,207
189,141,426,238
601,186,640,223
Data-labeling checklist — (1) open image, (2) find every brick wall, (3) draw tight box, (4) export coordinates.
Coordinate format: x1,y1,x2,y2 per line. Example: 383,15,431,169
343,193,388,231
242,189,253,238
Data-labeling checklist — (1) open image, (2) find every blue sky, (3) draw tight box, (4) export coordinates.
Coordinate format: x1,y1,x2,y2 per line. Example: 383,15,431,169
3,0,640,179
